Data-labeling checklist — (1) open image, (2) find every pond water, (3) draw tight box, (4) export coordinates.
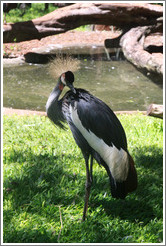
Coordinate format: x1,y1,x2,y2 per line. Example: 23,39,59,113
3,59,163,111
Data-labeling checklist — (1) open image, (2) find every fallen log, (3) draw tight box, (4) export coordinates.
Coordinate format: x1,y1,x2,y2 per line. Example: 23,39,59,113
3,3,163,43
119,23,163,75
147,104,163,119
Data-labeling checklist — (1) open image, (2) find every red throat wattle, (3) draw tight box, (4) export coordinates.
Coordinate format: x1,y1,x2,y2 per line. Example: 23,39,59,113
59,83,64,91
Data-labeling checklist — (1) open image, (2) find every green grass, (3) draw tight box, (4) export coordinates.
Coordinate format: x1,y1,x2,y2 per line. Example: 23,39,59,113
3,114,163,243
4,3,57,23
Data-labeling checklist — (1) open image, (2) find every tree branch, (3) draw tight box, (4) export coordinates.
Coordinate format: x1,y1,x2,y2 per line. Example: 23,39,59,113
120,23,163,75
3,3,163,43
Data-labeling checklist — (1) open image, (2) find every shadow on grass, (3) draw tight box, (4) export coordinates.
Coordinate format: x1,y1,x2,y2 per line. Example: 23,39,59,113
4,150,85,206
134,145,163,172
3,144,163,242
4,144,163,208
89,145,163,224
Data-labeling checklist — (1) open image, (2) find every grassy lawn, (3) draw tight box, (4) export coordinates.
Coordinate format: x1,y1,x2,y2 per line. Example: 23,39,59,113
3,114,163,243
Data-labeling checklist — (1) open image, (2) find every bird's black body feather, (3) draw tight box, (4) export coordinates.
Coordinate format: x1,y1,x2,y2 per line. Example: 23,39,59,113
62,88,127,149
47,77,137,206
60,88,135,199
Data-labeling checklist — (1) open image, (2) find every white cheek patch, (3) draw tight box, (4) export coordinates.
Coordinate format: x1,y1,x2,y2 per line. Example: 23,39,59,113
61,74,66,85
70,104,129,182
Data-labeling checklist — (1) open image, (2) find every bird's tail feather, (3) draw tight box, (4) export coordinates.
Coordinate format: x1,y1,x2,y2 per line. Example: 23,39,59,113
124,154,138,194
109,154,137,199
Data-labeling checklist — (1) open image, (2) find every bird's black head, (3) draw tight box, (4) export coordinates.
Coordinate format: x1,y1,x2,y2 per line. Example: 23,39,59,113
60,71,76,93
65,71,74,84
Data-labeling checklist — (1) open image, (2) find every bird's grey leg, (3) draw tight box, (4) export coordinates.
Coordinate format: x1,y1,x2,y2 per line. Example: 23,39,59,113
82,155,93,221
90,155,93,183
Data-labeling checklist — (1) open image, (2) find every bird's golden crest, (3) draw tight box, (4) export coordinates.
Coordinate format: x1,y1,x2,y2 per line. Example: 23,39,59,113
48,54,80,80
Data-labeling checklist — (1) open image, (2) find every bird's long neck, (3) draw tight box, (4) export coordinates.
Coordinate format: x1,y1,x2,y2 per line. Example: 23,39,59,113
46,81,62,110
46,79,65,128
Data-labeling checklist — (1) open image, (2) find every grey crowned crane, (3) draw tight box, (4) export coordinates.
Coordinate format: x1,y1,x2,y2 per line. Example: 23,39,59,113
46,57,137,221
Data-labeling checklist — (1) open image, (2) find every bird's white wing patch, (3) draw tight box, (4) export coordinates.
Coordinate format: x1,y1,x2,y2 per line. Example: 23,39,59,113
70,104,129,182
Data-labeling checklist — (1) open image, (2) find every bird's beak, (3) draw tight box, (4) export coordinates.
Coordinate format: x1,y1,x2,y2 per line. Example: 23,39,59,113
67,83,76,94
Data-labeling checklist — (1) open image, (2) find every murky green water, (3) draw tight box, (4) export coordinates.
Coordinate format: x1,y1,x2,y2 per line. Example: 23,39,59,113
3,60,163,111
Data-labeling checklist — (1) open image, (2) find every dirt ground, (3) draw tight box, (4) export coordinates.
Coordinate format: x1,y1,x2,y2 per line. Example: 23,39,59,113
3,107,146,116
3,30,119,58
